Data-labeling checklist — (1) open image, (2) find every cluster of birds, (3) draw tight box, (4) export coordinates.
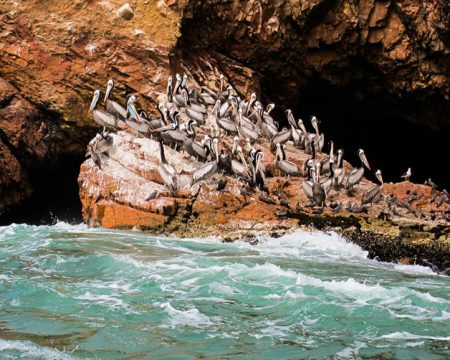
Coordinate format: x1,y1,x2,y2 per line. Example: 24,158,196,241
86,75,449,221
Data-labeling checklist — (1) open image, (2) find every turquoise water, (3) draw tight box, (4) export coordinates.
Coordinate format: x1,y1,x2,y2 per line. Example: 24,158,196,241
0,223,449,359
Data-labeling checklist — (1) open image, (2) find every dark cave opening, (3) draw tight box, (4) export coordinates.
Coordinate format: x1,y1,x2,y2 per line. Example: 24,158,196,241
260,76,450,189
0,154,84,226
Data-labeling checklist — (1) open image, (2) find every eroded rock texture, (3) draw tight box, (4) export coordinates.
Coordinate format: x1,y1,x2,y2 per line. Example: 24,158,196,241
1,0,449,213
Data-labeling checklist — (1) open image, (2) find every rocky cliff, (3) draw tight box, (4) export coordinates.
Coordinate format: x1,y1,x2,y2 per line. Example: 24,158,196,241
1,0,449,215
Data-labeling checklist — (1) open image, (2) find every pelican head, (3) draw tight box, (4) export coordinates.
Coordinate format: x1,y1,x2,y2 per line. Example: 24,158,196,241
375,169,383,185
167,76,172,86
213,138,219,160
266,103,275,114
220,74,224,80
128,95,136,105
311,116,319,133
104,79,114,102
89,90,101,112
250,92,257,101
358,149,371,170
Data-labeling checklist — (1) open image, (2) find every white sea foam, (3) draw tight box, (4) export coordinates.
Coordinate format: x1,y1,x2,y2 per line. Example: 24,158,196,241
0,339,75,360
73,291,134,312
161,302,213,328
381,331,450,341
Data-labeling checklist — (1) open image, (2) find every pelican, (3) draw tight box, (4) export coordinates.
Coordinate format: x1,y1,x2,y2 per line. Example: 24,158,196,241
401,168,412,182
286,110,301,146
346,149,371,189
245,92,257,116
251,150,267,190
333,149,346,188
154,112,187,150
275,143,300,177
310,116,324,153
303,166,326,207
166,76,173,103
183,120,208,161
89,90,118,132
216,114,238,135
104,79,127,120
125,96,151,134
361,169,384,206
237,109,258,141
191,138,220,185
157,141,177,192
271,127,292,151
231,146,252,181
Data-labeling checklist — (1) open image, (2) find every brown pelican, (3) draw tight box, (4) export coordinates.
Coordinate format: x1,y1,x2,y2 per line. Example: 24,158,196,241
237,110,258,142
154,112,187,150
216,114,238,135
231,146,252,182
286,110,301,146
166,76,173,103
271,128,292,151
401,168,412,182
89,90,118,132
157,141,177,192
251,150,267,190
173,73,182,95
263,103,275,124
346,149,371,189
321,141,335,175
333,149,346,188
302,165,326,207
361,169,384,206
183,120,208,161
104,79,127,120
275,143,300,177
245,93,257,116
85,132,112,169
125,96,151,134
191,138,220,185
310,116,324,153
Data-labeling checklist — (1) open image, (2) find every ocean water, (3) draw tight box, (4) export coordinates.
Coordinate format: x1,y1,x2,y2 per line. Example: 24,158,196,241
0,223,449,359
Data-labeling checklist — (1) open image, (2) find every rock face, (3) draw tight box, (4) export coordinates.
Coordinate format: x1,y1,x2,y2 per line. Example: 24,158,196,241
78,128,450,270
1,1,449,213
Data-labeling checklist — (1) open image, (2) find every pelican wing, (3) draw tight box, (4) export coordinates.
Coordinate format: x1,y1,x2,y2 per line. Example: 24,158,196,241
93,110,117,128
347,167,364,187
271,129,292,150
186,107,206,123
361,185,381,205
217,118,237,133
158,164,176,190
192,161,218,184
302,181,314,200
278,160,300,176
106,100,127,119
125,119,150,133
321,178,333,194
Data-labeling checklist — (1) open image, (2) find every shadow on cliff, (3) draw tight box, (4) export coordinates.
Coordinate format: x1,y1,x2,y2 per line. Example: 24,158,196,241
0,155,83,226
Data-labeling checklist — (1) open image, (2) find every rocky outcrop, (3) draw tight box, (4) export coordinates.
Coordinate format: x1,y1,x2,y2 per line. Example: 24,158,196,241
1,1,449,214
78,130,450,270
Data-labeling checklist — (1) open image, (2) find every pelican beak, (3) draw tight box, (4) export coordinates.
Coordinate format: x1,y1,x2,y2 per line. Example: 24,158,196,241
89,91,99,112
127,102,142,123
104,81,113,102
361,152,371,170
376,171,384,185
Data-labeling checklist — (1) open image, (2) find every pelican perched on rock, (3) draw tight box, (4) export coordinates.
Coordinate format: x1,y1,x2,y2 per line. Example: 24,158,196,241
346,149,371,189
125,96,151,134
158,141,177,192
89,90,118,132
302,165,326,208
231,146,252,182
271,127,292,151
361,169,384,206
183,120,208,161
104,79,127,120
275,143,300,177
191,138,220,185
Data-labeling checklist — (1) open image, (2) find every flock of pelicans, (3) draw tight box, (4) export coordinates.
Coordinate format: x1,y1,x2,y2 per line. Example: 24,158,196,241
86,75,450,221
